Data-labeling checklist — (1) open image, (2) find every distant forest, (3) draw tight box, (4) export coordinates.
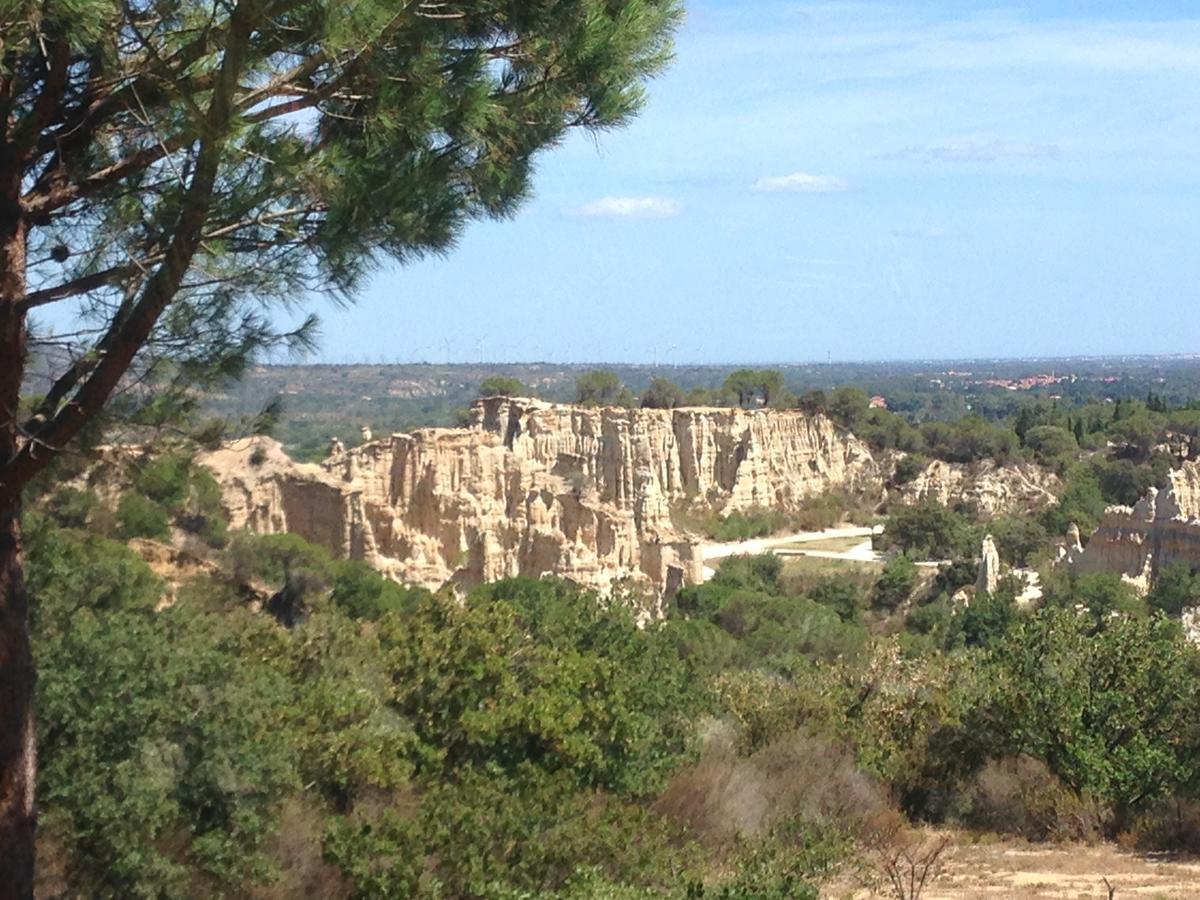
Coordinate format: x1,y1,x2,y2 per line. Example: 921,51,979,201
200,357,1200,462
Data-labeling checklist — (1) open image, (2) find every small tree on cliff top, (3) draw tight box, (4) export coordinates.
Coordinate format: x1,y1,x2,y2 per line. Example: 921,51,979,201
479,376,526,398
0,1,681,892
576,369,624,405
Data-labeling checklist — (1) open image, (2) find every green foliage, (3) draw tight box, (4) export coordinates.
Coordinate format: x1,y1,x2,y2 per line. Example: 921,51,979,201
723,369,789,408
891,454,926,486
1043,572,1144,630
710,554,784,594
329,559,429,621
384,580,701,797
671,557,866,674
640,377,686,409
42,487,100,531
1091,454,1171,506
880,502,971,560
576,370,626,405
873,555,918,610
28,524,298,895
1041,464,1107,536
956,585,1020,649
133,452,193,508
284,611,419,807
3,0,687,482
1148,563,1200,617
1023,425,1078,469
987,516,1050,568
807,576,865,624
919,416,1019,464
480,376,527,398
704,508,784,541
689,819,828,899
827,387,870,431
977,609,1200,822
116,493,171,540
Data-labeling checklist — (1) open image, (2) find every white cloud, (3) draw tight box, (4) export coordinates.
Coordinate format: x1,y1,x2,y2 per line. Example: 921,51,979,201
884,140,1059,164
568,196,682,219
751,172,849,193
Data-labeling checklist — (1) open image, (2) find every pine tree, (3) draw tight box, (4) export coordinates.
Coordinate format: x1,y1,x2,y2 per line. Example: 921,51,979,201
0,2,682,892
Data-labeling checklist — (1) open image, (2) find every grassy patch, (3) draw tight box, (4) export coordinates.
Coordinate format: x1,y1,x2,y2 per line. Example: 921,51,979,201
781,556,883,581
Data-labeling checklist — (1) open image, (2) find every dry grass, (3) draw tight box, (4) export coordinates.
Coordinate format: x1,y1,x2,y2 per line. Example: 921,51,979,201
825,835,1200,899
782,556,884,579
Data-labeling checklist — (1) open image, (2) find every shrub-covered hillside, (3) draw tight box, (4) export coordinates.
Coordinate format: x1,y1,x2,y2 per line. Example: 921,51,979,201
27,497,1200,897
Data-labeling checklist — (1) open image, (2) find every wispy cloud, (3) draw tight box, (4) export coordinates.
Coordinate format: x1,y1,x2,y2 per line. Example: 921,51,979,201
883,139,1060,164
568,196,682,218
751,172,849,193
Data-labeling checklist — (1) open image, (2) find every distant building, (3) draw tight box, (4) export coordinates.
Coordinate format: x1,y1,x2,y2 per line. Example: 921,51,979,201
869,395,888,410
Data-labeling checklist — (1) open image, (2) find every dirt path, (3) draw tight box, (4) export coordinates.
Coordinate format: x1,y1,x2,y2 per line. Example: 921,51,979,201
831,839,1200,899
699,527,881,579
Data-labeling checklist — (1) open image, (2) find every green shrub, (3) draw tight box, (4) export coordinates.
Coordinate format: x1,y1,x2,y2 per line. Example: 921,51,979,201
706,508,784,542
132,451,192,507
27,523,296,895
880,502,971,560
1148,563,1200,617
116,493,171,540
891,454,925,486
987,516,1050,568
807,576,864,623
43,487,99,530
873,555,918,610
330,560,428,620
479,375,526,397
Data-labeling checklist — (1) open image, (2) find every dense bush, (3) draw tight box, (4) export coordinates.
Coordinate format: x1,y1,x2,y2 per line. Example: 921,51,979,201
479,375,526,397
1148,562,1200,617
891,454,926,485
879,502,972,560
704,508,784,542
115,492,171,540
872,555,918,610
640,377,686,409
29,521,297,895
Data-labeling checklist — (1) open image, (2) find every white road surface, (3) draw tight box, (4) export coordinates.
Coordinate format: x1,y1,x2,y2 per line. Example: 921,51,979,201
699,526,883,580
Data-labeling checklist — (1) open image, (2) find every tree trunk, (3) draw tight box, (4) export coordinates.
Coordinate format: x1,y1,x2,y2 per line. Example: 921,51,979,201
0,494,33,900
0,137,35,900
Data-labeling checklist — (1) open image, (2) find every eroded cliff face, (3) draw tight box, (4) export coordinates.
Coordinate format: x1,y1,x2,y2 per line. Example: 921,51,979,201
1071,460,1200,591
892,458,1060,517
201,397,883,597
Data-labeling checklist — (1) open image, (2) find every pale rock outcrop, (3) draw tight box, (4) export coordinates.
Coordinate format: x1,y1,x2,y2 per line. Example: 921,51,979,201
894,458,1059,517
200,397,884,597
1182,607,1200,644
1067,523,1084,555
976,534,1001,595
1072,460,1200,594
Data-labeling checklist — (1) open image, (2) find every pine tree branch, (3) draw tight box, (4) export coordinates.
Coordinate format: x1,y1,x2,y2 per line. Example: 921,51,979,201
4,0,257,489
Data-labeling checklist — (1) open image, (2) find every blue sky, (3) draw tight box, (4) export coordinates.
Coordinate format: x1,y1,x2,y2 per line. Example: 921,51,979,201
311,2,1200,362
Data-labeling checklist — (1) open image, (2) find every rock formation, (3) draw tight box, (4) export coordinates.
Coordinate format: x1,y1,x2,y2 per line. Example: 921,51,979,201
200,397,885,598
1071,460,1200,591
893,458,1059,517
976,534,1001,595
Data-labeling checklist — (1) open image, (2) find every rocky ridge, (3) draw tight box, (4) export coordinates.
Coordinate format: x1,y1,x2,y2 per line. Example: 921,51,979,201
1071,460,1200,592
201,397,885,597
893,458,1060,517
199,397,1063,598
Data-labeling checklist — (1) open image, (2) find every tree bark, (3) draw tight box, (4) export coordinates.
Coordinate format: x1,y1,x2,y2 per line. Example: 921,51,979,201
0,137,35,899
0,494,33,900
